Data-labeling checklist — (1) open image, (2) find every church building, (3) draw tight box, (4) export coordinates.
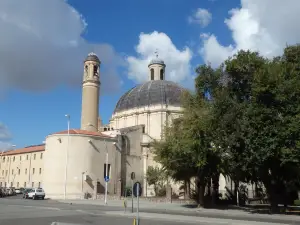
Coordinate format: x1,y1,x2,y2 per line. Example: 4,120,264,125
0,52,189,199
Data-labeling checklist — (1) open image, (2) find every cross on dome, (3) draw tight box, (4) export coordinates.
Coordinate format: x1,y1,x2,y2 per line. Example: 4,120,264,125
155,49,159,58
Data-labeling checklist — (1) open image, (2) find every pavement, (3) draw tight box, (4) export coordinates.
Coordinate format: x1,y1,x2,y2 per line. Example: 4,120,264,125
0,195,300,225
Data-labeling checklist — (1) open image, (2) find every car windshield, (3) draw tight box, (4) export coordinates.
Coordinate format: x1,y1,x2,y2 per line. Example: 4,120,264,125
36,189,43,192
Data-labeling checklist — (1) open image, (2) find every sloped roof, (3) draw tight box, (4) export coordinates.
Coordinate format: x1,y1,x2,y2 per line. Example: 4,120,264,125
1,144,45,156
51,129,111,138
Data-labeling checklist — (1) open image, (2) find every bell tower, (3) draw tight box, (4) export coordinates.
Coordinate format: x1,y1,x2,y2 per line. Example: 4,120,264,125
148,50,166,81
80,52,101,132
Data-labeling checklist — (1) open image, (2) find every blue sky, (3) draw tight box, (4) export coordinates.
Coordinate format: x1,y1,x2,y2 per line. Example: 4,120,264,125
1,0,296,149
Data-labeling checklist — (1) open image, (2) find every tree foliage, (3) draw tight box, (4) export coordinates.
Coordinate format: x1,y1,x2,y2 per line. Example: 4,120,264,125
153,44,300,211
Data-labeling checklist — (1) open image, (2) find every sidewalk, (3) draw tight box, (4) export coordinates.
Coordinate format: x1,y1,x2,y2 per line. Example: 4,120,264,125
57,199,300,224
104,211,290,225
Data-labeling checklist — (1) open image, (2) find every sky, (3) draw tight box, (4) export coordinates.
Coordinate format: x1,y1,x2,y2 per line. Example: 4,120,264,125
1,0,300,150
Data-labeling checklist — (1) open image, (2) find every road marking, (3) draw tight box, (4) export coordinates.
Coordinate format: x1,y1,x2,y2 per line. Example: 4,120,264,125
75,209,102,216
51,223,83,225
7,204,61,211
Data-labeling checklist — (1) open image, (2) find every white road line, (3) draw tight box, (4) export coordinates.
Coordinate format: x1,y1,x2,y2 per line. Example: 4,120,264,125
7,204,61,211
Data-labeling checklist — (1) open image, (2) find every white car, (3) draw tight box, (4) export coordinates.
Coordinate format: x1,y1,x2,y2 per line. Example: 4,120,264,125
27,188,45,200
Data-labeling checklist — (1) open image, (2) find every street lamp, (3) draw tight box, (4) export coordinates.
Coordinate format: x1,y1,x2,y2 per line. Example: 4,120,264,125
64,114,70,200
104,139,108,205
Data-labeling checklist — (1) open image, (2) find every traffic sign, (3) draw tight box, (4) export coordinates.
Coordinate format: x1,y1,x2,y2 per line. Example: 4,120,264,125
131,172,135,180
133,182,142,197
104,176,110,182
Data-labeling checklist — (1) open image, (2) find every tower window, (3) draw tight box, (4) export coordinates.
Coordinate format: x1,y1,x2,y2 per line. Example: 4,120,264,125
160,69,164,80
151,68,154,80
93,65,98,77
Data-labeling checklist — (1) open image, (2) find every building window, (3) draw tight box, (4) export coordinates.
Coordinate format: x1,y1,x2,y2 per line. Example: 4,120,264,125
17,182,19,188
150,68,154,80
0,182,2,187
20,155,22,161
10,182,12,187
25,169,27,174
34,154,36,160
26,155,28,160
13,156,15,162
40,153,43,159
2,157,5,162
18,169,20,175
5,170,7,176
38,182,41,188
32,182,34,188
24,182,26,188
32,168,35,174
4,182,7,187
93,65,98,77
103,164,111,179
160,69,164,80
12,169,14,175
39,168,42,174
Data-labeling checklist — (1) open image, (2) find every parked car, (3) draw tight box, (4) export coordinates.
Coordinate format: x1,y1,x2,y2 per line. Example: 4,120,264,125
27,188,45,200
15,188,21,194
23,188,32,199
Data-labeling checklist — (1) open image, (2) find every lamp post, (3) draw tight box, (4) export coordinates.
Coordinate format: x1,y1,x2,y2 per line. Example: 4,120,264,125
104,139,108,205
64,114,70,200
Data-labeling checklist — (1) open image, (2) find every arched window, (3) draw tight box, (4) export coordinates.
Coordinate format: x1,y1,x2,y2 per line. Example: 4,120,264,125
93,65,98,76
160,69,164,80
151,68,154,80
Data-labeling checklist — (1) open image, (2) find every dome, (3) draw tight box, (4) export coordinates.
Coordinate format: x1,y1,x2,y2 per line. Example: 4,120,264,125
85,52,100,63
148,58,165,66
114,80,186,113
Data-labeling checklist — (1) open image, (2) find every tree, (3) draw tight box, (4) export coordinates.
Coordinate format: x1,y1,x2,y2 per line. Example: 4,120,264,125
153,68,223,206
146,166,166,196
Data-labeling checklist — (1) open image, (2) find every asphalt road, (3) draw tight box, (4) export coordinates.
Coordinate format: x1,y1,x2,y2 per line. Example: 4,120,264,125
0,195,205,225
0,195,299,225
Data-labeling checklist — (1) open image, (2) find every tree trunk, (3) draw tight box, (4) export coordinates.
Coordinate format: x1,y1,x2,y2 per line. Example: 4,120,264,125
264,181,280,214
196,177,205,207
212,173,220,206
233,180,239,205
184,180,190,199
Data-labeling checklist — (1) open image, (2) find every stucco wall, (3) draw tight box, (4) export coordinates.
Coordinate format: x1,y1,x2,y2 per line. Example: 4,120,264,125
43,134,117,199
110,105,182,140
0,151,44,189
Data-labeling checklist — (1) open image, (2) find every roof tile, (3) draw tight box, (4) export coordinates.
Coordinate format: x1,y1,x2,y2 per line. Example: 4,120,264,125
1,144,45,156
52,129,111,138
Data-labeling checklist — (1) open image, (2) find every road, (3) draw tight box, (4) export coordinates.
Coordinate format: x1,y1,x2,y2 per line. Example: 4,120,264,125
0,195,177,225
0,195,299,225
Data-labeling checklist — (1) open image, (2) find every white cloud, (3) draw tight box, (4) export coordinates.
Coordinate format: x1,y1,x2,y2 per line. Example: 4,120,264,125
0,123,13,152
0,0,124,95
200,0,300,67
127,31,193,84
188,8,212,27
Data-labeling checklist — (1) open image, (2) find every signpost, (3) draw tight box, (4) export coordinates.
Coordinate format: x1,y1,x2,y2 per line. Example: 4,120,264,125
136,183,140,225
133,182,142,197
130,172,135,213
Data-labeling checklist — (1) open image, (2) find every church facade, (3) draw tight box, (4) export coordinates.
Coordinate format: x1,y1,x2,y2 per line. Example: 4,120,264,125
0,52,233,199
